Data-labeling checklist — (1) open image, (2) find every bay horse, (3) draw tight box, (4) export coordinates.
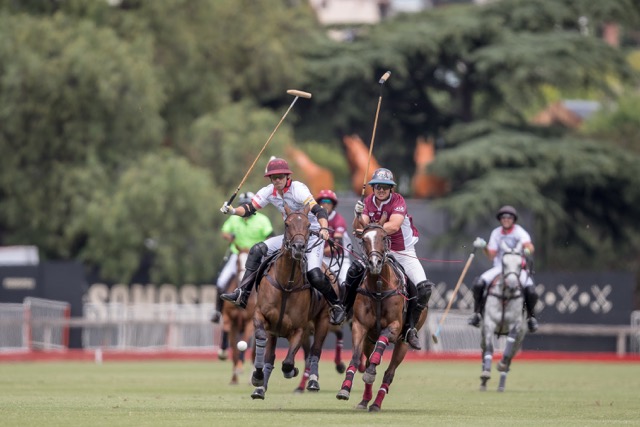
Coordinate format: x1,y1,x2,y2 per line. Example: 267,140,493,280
295,268,347,393
221,250,256,385
480,240,527,392
250,204,334,400
336,223,428,411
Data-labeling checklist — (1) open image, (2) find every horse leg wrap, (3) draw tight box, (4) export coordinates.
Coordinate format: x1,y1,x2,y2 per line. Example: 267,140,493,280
373,383,389,408
482,353,493,373
335,338,343,364
309,355,320,379
263,363,273,390
254,337,267,370
341,364,358,391
363,382,373,402
369,336,389,366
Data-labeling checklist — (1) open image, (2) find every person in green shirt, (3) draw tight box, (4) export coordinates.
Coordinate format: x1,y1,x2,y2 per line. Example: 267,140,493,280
211,192,273,359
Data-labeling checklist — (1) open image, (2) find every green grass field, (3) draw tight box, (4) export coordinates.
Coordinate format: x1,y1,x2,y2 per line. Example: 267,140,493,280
1,359,638,427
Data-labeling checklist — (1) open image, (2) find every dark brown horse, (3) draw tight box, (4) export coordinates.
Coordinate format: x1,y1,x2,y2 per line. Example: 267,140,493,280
336,223,428,411
221,250,256,385
250,204,334,400
295,267,347,393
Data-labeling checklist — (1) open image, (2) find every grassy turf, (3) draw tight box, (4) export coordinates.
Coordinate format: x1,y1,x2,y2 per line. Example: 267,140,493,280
0,358,638,427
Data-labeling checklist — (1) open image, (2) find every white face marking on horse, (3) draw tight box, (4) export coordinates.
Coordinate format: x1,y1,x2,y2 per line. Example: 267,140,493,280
363,230,376,248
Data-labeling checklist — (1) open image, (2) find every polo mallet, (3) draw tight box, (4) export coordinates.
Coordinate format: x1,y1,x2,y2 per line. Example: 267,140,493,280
361,71,391,199
226,89,312,205
431,250,476,344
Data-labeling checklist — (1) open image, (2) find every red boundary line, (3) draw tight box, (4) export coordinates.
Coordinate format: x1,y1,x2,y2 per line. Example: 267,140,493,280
1,349,639,363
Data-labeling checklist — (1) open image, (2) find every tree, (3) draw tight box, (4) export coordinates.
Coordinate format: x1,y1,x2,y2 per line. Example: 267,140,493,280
296,0,640,174
0,13,164,257
79,152,219,284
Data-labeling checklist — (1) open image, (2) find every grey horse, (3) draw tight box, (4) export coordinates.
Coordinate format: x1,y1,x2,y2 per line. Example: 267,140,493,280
480,240,527,392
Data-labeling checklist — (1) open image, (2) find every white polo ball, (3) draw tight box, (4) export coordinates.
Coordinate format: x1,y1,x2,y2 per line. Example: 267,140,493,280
237,340,248,351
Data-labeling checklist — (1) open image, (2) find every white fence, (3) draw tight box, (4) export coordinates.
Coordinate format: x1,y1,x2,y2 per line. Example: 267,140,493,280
0,298,70,351
1,301,639,355
81,303,220,351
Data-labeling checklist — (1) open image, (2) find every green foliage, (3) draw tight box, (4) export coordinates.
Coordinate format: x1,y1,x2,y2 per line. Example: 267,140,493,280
297,0,639,172
0,13,164,257
582,94,640,153
186,100,293,194
430,124,640,269
80,152,219,284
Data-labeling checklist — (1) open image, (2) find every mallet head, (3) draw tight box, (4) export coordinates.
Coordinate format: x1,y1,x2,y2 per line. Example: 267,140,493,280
286,89,312,99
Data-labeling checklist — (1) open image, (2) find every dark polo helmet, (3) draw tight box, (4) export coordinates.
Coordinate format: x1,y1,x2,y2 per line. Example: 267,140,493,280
496,205,518,221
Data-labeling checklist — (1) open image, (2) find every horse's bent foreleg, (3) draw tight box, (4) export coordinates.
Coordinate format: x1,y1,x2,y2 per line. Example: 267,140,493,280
364,334,390,384
368,344,408,412
282,328,304,379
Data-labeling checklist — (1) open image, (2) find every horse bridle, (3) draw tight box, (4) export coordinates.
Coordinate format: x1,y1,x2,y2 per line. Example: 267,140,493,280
362,224,390,264
283,212,310,252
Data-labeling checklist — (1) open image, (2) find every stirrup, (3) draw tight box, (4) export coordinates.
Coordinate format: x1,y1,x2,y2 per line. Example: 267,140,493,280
468,313,481,328
527,317,539,333
404,327,421,350
220,288,247,308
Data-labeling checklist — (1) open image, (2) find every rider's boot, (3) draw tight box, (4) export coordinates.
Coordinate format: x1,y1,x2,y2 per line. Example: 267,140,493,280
523,285,539,332
403,280,433,350
467,277,486,327
220,243,267,309
342,260,366,314
308,267,346,325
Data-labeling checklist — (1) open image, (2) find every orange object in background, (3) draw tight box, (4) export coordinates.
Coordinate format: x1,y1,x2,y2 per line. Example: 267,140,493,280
286,146,334,198
411,137,449,199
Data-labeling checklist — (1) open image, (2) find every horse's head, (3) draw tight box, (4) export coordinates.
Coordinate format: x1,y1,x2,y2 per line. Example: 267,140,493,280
283,203,311,261
500,241,524,294
358,224,389,275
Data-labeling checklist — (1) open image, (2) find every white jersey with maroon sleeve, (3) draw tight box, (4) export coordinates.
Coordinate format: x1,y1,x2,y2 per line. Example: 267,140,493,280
252,180,324,271
253,180,321,231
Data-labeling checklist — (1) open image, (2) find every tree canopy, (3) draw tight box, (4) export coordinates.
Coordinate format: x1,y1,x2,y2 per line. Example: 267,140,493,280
0,0,639,283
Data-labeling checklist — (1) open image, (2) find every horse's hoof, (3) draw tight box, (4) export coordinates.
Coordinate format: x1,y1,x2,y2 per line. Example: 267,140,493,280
356,400,369,410
283,367,299,379
336,389,350,401
497,387,505,392
293,387,304,394
368,404,381,412
336,361,346,374
251,387,265,400
306,380,320,392
479,385,487,392
251,371,264,387
217,349,228,361
363,371,376,384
